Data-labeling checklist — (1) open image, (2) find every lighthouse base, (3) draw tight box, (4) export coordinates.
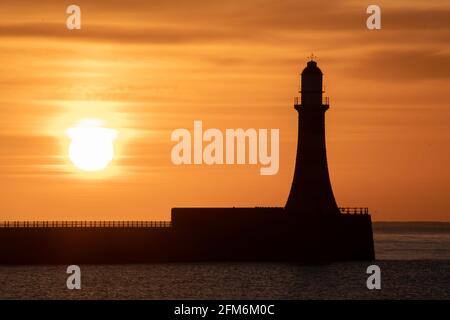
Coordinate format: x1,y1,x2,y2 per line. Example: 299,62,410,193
171,207,375,263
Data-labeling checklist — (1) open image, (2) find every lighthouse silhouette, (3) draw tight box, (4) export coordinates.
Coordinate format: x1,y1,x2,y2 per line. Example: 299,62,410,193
169,58,375,262
286,59,340,217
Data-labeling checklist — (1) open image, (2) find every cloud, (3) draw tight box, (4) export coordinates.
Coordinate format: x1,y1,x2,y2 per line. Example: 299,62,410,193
347,49,450,80
0,23,250,44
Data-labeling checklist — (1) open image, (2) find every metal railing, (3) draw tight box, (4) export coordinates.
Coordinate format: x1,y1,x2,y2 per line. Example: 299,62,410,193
294,96,330,106
0,209,368,228
0,221,172,228
339,207,369,215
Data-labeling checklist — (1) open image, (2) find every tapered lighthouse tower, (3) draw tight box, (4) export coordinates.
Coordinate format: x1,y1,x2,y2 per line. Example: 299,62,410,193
285,59,340,217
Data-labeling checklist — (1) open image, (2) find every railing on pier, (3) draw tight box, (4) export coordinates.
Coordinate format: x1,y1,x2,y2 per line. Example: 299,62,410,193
294,96,330,106
339,207,369,215
0,209,368,228
0,221,172,228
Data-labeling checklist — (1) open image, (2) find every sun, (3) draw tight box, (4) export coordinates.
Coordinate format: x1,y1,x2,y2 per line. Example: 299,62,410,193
66,119,118,172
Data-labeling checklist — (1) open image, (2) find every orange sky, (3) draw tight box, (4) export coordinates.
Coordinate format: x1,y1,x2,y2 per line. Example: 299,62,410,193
0,0,449,221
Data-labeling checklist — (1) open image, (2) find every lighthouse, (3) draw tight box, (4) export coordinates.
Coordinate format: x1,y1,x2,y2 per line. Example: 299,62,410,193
285,59,340,217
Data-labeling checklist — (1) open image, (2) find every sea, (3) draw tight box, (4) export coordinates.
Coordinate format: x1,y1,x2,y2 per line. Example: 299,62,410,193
0,222,448,299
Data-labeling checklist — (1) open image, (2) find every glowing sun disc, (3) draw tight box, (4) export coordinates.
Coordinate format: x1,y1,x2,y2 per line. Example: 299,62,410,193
66,121,117,172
